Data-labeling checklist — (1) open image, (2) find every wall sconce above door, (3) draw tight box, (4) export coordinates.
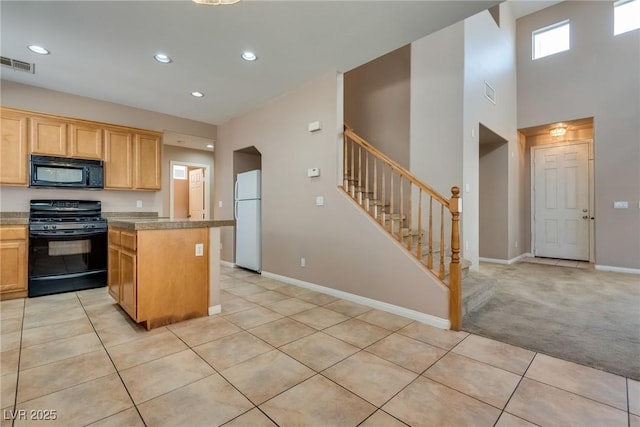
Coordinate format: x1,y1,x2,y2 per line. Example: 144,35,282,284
550,126,567,137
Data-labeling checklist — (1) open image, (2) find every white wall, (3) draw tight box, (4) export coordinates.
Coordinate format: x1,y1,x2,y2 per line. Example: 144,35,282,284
463,4,520,266
411,4,520,268
517,2,640,269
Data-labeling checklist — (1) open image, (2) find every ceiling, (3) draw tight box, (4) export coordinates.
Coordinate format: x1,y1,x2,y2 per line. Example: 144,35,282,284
1,1,559,127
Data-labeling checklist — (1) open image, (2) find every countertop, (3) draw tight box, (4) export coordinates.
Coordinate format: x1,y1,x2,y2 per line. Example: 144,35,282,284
0,213,28,225
0,212,234,229
107,218,235,230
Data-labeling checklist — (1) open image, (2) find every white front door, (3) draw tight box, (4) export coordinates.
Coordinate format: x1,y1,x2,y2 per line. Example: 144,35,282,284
533,143,590,260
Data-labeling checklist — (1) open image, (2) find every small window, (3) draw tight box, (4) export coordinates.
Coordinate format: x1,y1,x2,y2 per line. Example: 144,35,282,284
172,165,187,180
614,0,640,36
532,20,570,60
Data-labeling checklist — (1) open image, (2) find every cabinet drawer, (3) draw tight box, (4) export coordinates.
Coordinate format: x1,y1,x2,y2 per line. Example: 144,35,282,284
0,226,27,240
121,231,137,251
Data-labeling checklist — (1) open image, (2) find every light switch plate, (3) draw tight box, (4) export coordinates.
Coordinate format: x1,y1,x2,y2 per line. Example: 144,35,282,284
195,243,204,256
316,196,324,206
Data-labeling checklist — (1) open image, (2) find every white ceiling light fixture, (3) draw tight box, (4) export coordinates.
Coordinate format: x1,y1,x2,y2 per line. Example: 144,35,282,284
27,45,49,55
191,91,204,98
241,51,257,61
154,53,172,64
550,126,567,137
192,0,240,5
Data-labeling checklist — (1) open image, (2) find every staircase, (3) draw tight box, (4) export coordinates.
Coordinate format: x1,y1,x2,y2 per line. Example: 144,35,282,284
342,125,464,330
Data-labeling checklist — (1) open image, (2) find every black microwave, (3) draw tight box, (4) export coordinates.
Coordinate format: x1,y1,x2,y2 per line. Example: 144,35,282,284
30,155,104,189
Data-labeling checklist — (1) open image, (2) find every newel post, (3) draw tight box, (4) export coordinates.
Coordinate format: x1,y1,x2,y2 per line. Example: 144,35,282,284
449,186,462,331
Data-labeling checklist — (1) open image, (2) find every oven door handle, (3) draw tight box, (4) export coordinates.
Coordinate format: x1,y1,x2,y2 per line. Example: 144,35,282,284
29,230,107,238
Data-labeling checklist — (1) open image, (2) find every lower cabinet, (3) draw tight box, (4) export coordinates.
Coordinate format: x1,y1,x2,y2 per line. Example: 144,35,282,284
108,228,138,319
0,226,28,300
108,226,209,329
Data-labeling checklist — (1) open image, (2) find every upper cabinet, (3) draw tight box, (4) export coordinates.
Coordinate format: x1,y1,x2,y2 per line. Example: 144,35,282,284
69,122,104,159
0,109,29,186
134,132,162,190
105,128,162,191
29,115,68,156
0,107,163,191
104,128,134,189
30,115,103,160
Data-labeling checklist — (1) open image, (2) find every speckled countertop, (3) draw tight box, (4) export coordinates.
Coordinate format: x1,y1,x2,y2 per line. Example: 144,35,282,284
0,213,28,225
0,212,234,229
107,218,235,230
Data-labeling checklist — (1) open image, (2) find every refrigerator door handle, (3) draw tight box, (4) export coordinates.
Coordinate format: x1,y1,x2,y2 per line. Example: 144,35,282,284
234,180,239,201
234,201,239,221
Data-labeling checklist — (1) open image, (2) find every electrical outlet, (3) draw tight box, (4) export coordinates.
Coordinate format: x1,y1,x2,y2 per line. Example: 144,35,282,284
300,257,306,267
195,243,204,256
218,201,223,208
136,200,143,208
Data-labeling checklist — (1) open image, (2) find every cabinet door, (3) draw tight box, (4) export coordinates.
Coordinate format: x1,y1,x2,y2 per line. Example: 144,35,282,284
120,249,137,320
134,133,162,190
69,122,103,159
107,244,121,302
104,128,133,189
0,240,27,294
0,110,29,185
30,116,68,156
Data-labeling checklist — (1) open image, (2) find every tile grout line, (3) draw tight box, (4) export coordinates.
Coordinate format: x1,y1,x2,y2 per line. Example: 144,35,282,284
9,298,26,427
164,322,282,427
492,351,540,427
76,292,148,427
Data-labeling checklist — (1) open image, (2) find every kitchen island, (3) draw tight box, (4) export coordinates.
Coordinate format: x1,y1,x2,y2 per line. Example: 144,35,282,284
107,218,234,329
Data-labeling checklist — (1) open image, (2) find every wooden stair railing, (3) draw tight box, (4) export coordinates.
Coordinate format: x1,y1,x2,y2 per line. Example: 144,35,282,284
342,125,462,331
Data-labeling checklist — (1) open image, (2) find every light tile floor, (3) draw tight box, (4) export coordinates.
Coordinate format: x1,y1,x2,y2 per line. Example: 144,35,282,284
1,265,638,426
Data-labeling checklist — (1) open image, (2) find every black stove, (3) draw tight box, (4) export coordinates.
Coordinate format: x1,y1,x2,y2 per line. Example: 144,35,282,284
28,200,108,297
29,200,107,236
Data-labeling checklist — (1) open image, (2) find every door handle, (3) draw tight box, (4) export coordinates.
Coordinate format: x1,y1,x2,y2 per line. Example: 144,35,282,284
582,215,589,219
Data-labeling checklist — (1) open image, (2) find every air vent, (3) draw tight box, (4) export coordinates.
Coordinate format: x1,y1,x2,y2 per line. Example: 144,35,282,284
0,56,35,74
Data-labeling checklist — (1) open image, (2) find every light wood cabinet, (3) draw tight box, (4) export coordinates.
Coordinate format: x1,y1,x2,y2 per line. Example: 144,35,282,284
29,115,68,157
108,228,137,319
104,128,134,189
105,129,161,190
108,226,209,329
68,122,103,159
30,115,103,160
0,109,29,186
0,107,162,190
134,133,162,190
0,226,28,300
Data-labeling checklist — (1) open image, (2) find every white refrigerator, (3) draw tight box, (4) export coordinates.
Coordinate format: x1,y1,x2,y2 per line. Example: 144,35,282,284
235,170,261,272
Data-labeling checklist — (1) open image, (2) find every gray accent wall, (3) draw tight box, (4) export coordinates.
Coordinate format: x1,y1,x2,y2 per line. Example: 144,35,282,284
517,2,640,269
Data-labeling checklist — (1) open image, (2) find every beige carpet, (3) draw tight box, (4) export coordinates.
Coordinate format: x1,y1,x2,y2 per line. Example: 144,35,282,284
462,261,640,380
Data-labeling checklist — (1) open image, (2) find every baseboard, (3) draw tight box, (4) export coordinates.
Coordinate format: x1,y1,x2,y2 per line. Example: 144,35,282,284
208,304,221,315
261,271,451,330
595,265,640,275
479,253,531,265
220,260,235,268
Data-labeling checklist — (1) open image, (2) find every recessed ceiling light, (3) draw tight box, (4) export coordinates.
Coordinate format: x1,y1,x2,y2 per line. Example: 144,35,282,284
241,51,257,62
154,53,172,64
27,45,49,55
191,91,204,98
206,144,214,148
193,0,240,4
